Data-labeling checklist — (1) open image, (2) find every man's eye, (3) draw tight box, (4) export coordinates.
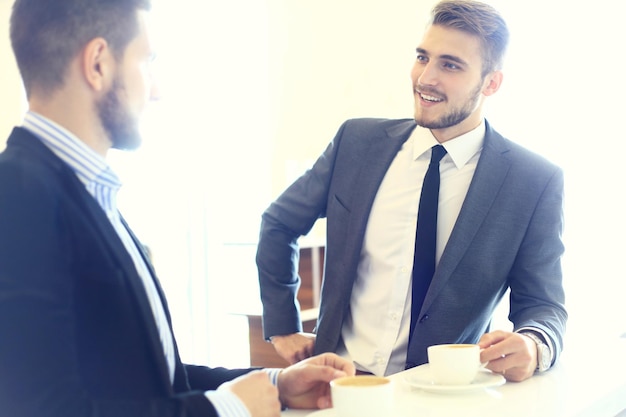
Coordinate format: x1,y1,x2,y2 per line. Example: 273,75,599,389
416,55,428,62
443,62,460,70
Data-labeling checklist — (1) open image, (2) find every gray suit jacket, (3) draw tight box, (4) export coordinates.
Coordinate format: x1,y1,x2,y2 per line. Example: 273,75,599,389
256,118,567,368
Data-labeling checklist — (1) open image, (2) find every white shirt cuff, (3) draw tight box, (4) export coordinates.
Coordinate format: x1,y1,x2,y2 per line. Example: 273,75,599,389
205,389,250,417
265,368,282,386
516,327,555,365
204,368,283,417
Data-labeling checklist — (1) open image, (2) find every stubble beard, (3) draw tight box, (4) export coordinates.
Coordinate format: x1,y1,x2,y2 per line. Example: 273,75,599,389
97,76,143,151
414,81,483,130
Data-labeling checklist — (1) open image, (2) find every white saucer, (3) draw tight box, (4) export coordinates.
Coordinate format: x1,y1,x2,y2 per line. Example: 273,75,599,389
306,407,405,417
306,408,335,417
306,408,400,417
306,409,335,417
404,364,505,394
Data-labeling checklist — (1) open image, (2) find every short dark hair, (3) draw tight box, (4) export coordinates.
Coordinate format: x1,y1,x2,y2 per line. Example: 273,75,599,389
10,0,152,97
430,0,509,76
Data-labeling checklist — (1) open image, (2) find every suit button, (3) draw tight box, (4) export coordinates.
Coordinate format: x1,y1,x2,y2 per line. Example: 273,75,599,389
419,314,430,323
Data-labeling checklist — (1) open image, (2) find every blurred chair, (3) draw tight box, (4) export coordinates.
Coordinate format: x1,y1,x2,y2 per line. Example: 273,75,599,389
245,244,324,367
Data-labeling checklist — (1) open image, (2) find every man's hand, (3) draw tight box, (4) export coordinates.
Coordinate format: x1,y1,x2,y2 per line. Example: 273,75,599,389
478,330,537,382
271,332,316,364
277,352,356,410
219,370,281,417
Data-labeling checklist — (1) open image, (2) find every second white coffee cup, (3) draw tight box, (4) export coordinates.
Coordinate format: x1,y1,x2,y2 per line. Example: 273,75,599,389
427,343,482,385
330,375,393,417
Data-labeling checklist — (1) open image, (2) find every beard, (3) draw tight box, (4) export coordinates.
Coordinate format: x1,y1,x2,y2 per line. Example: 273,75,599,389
97,76,142,151
414,80,483,130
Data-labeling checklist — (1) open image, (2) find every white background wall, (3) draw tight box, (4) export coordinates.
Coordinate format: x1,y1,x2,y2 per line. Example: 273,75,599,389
1,0,625,366
0,0,25,148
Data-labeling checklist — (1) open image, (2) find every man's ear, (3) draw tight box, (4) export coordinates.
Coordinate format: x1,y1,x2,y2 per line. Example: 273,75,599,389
81,37,114,92
482,70,503,97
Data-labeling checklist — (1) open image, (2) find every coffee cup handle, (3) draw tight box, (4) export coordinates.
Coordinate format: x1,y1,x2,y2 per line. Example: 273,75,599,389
479,349,488,368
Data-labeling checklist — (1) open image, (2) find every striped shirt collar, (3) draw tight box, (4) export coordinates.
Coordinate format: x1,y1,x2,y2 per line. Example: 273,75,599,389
22,111,122,213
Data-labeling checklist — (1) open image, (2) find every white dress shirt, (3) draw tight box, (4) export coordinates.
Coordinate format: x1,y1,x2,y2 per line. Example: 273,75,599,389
338,121,485,376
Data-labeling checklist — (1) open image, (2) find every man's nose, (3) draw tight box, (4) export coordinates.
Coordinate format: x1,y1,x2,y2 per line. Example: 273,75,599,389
417,62,438,86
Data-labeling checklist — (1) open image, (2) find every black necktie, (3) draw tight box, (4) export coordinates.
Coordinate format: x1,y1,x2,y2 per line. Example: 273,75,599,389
409,145,447,343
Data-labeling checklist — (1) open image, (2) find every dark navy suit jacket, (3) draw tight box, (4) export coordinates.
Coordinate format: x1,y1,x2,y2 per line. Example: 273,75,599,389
0,127,252,417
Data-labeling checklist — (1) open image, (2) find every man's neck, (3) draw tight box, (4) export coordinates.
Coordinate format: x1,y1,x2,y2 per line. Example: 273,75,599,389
28,94,111,158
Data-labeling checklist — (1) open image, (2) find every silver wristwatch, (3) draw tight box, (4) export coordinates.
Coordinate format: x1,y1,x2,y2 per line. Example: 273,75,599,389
522,332,551,372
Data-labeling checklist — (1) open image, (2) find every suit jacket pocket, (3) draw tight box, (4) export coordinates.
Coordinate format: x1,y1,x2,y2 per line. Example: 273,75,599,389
331,193,351,213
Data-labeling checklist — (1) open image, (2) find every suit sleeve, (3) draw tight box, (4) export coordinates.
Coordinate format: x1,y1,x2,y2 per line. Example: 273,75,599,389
184,365,255,391
256,122,349,340
508,165,567,362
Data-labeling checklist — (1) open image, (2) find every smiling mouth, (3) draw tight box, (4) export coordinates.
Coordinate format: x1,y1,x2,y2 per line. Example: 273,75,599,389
418,91,444,103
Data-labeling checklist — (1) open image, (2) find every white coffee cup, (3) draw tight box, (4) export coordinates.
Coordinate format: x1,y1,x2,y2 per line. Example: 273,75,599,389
330,375,393,417
427,343,482,385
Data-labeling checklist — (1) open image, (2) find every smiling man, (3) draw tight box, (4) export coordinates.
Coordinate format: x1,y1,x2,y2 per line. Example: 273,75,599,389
0,1,355,416
257,0,567,383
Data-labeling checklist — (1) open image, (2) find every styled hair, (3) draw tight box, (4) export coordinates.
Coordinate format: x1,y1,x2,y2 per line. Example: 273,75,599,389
10,0,152,97
430,0,509,76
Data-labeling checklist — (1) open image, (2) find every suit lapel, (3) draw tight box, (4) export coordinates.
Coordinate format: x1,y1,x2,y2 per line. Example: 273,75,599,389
345,121,416,253
12,130,176,390
63,162,175,391
66,163,176,391
121,216,189,391
421,123,512,312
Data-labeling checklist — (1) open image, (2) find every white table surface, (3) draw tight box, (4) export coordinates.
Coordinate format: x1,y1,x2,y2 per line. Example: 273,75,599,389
282,336,626,417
